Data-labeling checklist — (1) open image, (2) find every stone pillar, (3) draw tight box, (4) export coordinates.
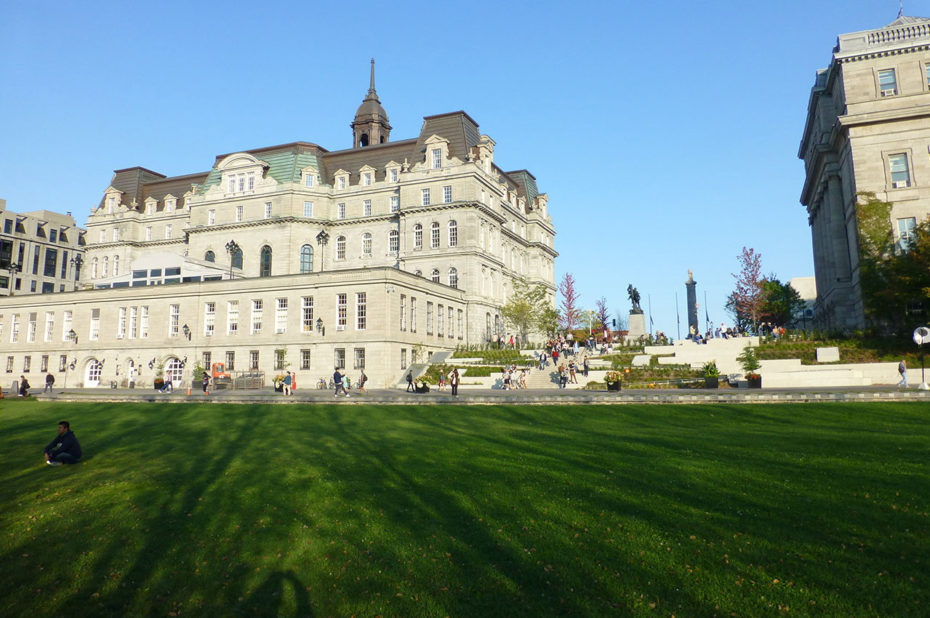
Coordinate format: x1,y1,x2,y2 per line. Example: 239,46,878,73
685,271,698,337
628,312,645,338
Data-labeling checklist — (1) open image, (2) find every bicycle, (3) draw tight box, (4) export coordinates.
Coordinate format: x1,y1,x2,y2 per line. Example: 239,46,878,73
317,377,327,390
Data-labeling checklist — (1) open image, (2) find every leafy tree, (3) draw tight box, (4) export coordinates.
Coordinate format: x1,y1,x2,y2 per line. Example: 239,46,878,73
501,279,554,344
759,276,804,326
558,273,581,331
729,247,765,332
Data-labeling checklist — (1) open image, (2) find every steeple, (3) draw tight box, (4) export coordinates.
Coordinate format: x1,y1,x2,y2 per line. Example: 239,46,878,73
351,58,392,148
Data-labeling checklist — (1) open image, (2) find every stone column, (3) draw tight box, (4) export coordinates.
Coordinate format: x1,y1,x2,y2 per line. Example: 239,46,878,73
685,271,698,337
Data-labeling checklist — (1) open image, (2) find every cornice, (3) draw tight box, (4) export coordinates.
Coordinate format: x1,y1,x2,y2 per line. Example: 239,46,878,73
837,42,930,63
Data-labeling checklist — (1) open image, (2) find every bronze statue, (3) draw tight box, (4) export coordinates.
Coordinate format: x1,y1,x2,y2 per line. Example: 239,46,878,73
627,284,642,314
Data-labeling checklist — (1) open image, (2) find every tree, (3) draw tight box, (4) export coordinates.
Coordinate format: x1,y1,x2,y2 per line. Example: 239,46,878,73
595,297,610,334
730,247,765,332
558,273,581,332
759,276,804,326
501,279,553,344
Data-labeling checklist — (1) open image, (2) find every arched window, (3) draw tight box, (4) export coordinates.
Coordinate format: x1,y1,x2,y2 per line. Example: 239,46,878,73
165,358,184,385
113,255,119,276
414,224,423,249
486,313,491,341
231,247,243,270
102,256,109,277
362,232,372,256
336,236,346,260
205,250,215,263
430,222,440,248
389,230,399,253
431,269,440,283
92,257,98,279
448,220,458,247
299,244,313,273
449,267,458,288
260,245,272,277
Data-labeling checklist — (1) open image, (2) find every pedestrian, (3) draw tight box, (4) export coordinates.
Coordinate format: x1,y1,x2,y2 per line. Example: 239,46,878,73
519,369,527,389
19,375,30,397
406,370,414,392
283,371,292,396
202,371,210,394
898,359,908,389
502,369,511,390
438,370,446,391
450,368,459,396
583,357,590,377
358,369,368,393
44,372,55,394
569,361,578,384
334,367,349,397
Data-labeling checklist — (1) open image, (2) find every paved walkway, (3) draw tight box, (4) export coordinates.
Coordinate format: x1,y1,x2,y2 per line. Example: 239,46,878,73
17,385,930,405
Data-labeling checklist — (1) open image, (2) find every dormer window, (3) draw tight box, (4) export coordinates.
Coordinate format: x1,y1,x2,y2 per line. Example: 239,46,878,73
336,173,348,190
165,197,176,212
431,148,442,169
363,173,372,186
107,197,115,213
390,169,398,182
305,174,314,187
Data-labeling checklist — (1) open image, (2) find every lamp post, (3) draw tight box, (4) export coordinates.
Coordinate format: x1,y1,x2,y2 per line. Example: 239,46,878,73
316,230,329,272
70,255,83,289
7,261,20,296
316,317,325,337
63,329,77,389
182,324,191,341
225,240,240,280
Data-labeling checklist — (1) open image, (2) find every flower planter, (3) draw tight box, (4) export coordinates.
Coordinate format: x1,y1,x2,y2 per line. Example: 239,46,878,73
153,378,165,391
704,376,719,389
747,375,762,389
606,382,621,392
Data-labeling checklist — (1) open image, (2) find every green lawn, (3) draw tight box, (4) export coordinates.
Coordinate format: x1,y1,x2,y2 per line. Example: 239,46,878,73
2,401,929,616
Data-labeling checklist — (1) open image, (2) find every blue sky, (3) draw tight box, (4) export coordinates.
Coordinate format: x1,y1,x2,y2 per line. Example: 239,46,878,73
0,1,921,336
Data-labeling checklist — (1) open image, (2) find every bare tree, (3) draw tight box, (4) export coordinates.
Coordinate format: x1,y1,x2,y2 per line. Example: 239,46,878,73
595,297,610,335
730,246,765,332
558,273,581,331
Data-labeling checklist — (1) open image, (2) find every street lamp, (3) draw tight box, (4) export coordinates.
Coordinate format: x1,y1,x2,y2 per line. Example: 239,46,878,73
182,324,191,340
316,230,329,272
316,317,325,336
7,261,20,296
225,240,240,280
68,328,78,344
70,255,83,287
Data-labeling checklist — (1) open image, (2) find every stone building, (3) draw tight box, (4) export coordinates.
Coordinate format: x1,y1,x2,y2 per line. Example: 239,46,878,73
0,198,85,296
0,66,557,389
799,15,930,329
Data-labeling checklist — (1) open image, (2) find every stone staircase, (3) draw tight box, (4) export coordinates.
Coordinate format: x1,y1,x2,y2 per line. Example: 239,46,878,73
391,350,455,389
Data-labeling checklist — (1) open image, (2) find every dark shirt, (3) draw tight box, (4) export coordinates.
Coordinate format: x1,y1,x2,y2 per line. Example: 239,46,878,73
46,374,55,385
45,430,82,459
333,370,342,385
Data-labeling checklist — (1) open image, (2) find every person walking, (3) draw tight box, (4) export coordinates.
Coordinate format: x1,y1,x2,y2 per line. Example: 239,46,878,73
438,370,446,392
569,361,578,384
450,368,459,396
44,372,55,394
898,359,908,389
283,371,292,396
583,357,590,378
19,375,31,397
358,369,368,393
201,371,210,394
334,367,349,397
406,370,414,392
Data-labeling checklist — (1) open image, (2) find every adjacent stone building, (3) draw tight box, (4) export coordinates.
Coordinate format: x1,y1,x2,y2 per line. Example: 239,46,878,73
0,66,557,389
799,15,930,329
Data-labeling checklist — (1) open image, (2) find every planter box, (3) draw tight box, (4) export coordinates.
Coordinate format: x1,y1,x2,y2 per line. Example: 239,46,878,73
606,382,621,392
704,376,719,389
153,378,165,391
748,376,762,389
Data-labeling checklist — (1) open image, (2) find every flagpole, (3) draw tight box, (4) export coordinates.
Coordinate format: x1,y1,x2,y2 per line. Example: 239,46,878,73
704,290,710,334
675,292,681,341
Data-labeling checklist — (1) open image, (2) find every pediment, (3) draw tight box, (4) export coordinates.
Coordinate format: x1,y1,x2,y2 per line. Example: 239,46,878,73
216,152,270,172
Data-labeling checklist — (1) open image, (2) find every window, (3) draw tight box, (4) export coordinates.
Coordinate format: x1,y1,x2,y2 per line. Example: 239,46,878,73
231,246,243,270
205,250,215,262
107,196,115,213
129,307,137,339
426,302,433,335
251,299,263,334
102,256,108,278
926,64,930,88
410,297,416,332
5,356,12,373
227,301,239,334
353,348,366,370
236,205,243,222
448,220,458,247
117,307,126,339
889,153,911,188
414,224,423,249
421,188,430,206
304,173,315,188
400,348,408,370
486,312,491,340
39,354,48,373
264,202,272,219
334,348,346,370
44,248,58,277
92,257,98,279
113,255,119,276
8,314,17,344
879,69,898,96
141,306,149,338
431,222,440,248
362,233,372,256
364,199,371,216
275,297,288,334
400,294,407,331
356,292,367,330
300,245,314,273
443,185,452,203
208,209,215,225
90,308,100,340
145,226,152,241
431,148,442,169
226,351,236,371
301,296,314,332
336,236,346,260
390,168,398,182
59,355,67,372
44,312,54,342
274,349,286,371
337,203,346,219
250,350,260,370
449,267,458,288
303,201,314,218
166,197,176,211
337,293,347,330
337,176,346,190
62,310,72,342
390,195,400,212
112,228,119,242
898,217,918,252
24,356,31,373
248,173,254,190
203,352,212,370
448,306,454,338
204,302,216,336
431,269,440,283
438,304,444,336
165,224,172,239
389,230,399,253
260,245,272,277
301,349,311,370
363,172,372,186
169,304,179,337
99,230,105,244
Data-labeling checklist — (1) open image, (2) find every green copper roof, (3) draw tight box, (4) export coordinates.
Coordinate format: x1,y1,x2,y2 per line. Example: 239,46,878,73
196,147,323,194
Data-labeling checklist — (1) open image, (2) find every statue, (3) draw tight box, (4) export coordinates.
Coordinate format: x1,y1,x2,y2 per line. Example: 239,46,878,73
627,284,643,314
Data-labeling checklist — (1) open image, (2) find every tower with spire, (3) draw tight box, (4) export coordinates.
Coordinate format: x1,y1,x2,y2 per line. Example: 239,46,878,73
351,59,391,148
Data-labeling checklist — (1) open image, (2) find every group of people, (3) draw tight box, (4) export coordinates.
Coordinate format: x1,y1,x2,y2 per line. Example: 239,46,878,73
406,368,459,395
500,366,527,390
332,367,366,397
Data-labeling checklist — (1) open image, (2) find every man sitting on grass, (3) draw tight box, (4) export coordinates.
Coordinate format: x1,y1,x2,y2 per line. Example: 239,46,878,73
44,421,82,466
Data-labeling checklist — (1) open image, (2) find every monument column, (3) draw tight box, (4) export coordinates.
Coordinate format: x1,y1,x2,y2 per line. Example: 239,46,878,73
686,271,698,337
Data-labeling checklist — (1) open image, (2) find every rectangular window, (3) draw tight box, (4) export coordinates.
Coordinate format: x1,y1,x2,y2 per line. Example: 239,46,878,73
400,294,407,331
898,217,918,251
41,354,49,372
117,307,126,339
5,356,12,373
251,299,263,334
427,301,433,335
145,227,152,241
225,351,235,371
391,195,400,212
448,306,454,338
90,308,100,340
59,355,67,372
9,314,17,343
301,296,314,332
334,348,346,370
112,229,119,242
926,64,930,88
879,69,898,96
438,304,444,336
410,297,417,333
353,348,366,370
238,175,245,191
421,188,430,206
431,148,442,169
165,224,172,239
401,348,407,370
337,293,347,330
364,199,371,216
202,352,212,370
356,292,367,330
264,202,272,219
227,300,239,334
275,297,288,334
33,245,40,274
248,173,255,190
44,312,54,342
169,304,179,337
338,176,346,190
62,310,72,342
889,153,911,188
99,230,105,243
337,203,346,219
303,201,314,218
304,173,314,187
449,221,458,246
141,306,149,338
236,205,243,222
60,250,68,278
208,209,215,225
44,248,58,277
249,350,259,370
443,185,452,203
390,169,398,182
50,229,58,243
204,302,216,336
26,312,36,343
301,349,311,370
363,172,372,186
129,306,138,339
23,355,31,373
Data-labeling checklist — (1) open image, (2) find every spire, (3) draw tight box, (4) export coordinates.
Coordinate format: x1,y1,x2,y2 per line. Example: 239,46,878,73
369,58,376,96
351,58,391,148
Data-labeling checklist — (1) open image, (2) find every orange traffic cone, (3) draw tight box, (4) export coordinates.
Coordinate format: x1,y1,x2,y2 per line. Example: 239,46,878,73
187,386,191,396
